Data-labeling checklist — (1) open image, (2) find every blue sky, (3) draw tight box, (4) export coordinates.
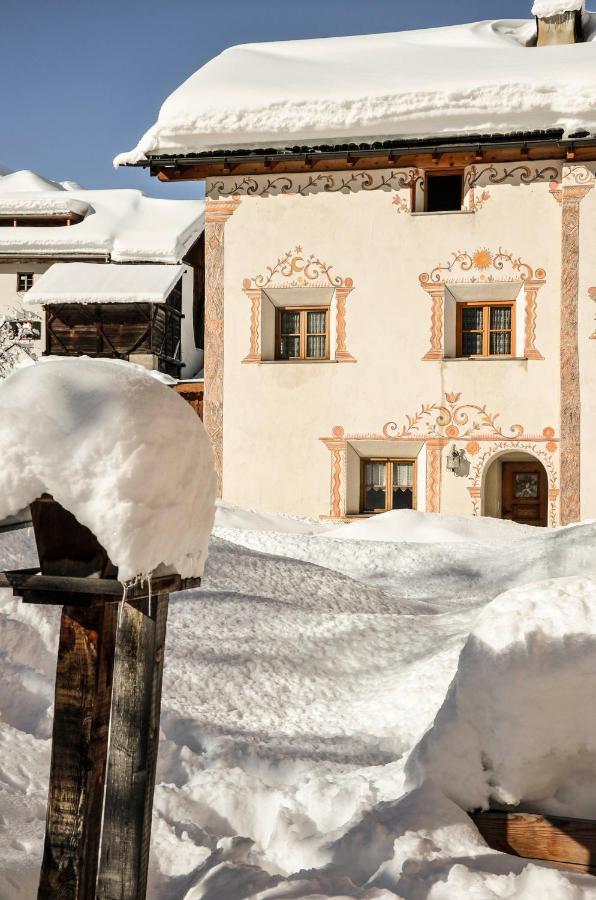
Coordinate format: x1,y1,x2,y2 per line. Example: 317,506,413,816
3,0,531,199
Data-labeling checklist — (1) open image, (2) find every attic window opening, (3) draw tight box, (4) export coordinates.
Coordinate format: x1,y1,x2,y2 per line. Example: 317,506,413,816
425,173,464,213
0,215,81,228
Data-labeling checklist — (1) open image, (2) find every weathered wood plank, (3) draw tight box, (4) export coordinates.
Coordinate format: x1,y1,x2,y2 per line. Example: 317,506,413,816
96,593,170,899
471,810,596,875
37,602,119,900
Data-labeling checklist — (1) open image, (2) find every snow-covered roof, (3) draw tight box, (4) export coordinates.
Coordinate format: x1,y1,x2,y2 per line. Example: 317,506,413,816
0,170,204,264
0,357,216,581
25,262,185,305
116,15,596,163
533,0,584,14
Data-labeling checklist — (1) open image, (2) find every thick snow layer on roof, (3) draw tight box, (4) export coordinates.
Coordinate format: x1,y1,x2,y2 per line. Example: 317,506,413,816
25,262,185,305
2,516,596,897
116,15,596,162
0,170,203,263
0,357,215,581
533,0,584,14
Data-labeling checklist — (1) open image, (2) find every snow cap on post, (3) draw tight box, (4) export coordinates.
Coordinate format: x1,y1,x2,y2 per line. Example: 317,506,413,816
532,0,584,15
0,358,216,581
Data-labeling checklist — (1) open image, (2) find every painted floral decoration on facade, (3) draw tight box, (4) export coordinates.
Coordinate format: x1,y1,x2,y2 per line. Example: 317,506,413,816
420,248,543,286
384,391,530,441
243,246,352,290
209,169,425,199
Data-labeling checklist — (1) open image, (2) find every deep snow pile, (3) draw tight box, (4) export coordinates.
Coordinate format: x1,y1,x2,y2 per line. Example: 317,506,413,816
116,15,596,162
324,508,540,544
2,509,596,897
0,358,215,580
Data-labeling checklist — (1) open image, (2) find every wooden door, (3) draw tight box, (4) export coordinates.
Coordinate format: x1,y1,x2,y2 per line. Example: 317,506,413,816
502,462,548,527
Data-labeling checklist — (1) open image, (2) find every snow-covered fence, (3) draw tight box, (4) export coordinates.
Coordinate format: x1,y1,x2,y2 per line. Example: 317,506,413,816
0,358,216,900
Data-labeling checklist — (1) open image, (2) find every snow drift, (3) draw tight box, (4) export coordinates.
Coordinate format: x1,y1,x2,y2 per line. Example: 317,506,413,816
407,575,596,818
0,357,216,580
117,15,596,162
3,511,596,897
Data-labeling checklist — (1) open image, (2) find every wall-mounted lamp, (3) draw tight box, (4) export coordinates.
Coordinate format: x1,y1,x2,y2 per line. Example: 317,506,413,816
446,444,467,476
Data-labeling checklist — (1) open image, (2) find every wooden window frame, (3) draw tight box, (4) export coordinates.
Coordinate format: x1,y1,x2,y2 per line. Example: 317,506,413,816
424,170,465,213
16,272,34,293
275,306,330,361
456,300,516,359
360,458,417,514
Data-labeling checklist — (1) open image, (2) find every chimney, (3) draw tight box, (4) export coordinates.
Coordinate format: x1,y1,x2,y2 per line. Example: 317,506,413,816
532,2,585,45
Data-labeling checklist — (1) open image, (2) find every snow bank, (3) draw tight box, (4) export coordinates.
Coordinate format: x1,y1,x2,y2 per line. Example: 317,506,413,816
0,170,203,264
3,515,596,897
324,509,538,544
533,0,585,15
0,357,216,580
116,16,596,162
214,499,333,535
407,575,596,817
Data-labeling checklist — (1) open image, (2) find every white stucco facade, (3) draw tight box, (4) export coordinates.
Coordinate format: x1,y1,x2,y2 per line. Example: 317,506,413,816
207,161,596,525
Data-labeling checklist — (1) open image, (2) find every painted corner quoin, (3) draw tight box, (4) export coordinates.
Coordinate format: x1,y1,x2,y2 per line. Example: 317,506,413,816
204,196,241,496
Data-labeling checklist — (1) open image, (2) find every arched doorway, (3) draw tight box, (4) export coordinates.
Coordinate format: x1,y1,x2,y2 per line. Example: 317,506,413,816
482,451,549,528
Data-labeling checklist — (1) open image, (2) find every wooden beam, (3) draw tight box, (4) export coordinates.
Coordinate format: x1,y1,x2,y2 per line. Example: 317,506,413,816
96,592,170,899
471,810,596,876
37,602,119,900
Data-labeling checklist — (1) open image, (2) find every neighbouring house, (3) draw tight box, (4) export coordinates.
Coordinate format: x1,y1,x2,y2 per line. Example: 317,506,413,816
0,169,205,389
117,0,596,527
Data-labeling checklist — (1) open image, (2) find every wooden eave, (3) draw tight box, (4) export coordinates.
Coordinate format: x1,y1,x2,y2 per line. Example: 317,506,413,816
140,133,596,181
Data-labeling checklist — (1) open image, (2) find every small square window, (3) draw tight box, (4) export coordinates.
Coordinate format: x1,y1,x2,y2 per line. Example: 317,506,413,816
457,302,514,358
276,307,329,360
17,272,34,292
361,459,416,513
425,173,463,213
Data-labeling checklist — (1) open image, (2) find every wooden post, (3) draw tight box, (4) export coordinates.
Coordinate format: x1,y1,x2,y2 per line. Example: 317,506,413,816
3,496,198,900
37,601,118,900
96,591,169,900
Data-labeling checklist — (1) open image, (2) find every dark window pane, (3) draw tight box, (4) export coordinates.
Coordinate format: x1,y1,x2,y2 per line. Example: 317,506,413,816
490,306,511,330
392,488,414,510
490,331,511,355
462,307,483,330
281,311,300,334
365,487,387,510
461,332,483,355
426,174,463,212
280,335,300,359
306,335,326,357
307,311,326,334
